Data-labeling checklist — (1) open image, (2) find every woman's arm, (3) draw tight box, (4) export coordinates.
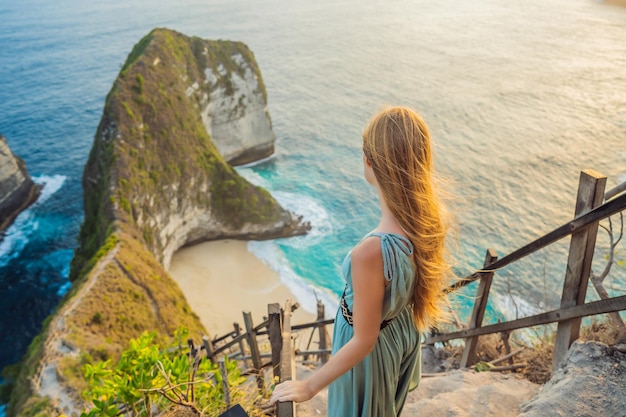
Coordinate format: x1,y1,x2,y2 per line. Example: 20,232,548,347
270,237,386,404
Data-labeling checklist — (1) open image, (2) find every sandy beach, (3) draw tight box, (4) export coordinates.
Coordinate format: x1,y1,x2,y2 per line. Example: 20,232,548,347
169,239,317,338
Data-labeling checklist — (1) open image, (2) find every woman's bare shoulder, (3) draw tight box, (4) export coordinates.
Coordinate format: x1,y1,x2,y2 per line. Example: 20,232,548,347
351,235,383,269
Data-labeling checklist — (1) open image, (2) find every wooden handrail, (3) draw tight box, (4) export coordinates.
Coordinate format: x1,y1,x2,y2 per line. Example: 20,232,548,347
291,318,335,331
425,295,626,344
212,329,238,344
605,180,626,201
296,349,332,356
213,332,249,356
446,192,626,294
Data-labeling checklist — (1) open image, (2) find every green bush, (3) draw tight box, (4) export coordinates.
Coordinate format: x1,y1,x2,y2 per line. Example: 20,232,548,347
80,328,247,416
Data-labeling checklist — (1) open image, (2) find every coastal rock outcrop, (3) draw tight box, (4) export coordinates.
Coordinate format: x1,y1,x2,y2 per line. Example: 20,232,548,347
0,134,41,233
7,28,308,416
518,341,626,417
79,28,307,271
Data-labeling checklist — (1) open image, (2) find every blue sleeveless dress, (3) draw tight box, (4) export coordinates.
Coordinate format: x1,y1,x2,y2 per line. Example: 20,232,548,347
328,232,421,417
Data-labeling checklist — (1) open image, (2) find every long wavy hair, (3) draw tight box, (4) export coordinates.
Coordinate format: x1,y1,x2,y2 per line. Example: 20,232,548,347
362,106,450,332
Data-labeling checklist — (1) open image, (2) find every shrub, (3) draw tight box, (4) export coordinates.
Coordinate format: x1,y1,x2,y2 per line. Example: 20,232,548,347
80,328,247,416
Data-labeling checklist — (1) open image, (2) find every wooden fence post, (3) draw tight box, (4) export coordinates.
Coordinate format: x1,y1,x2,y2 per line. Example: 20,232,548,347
218,357,231,408
268,303,283,380
277,300,296,417
243,311,264,390
233,322,247,365
202,335,215,363
553,170,606,370
460,248,498,368
317,299,330,364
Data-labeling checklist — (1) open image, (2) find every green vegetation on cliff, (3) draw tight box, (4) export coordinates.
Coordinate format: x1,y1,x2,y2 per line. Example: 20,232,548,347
79,329,256,416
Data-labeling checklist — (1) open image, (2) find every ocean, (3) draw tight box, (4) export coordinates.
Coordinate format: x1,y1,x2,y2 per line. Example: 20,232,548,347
1,0,625,410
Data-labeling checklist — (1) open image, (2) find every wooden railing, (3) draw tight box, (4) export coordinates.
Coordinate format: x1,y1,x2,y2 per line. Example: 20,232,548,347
427,170,626,369
201,299,332,416
445,176,626,294
205,169,626,417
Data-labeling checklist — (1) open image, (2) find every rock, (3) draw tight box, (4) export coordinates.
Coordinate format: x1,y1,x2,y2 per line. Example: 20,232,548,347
421,344,459,373
199,48,275,166
78,28,309,272
0,134,41,234
614,329,626,353
519,341,626,417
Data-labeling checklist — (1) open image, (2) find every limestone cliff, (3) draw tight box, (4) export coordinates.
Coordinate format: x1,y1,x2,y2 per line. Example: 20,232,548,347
6,29,308,416
74,28,306,272
0,135,41,234
199,45,275,166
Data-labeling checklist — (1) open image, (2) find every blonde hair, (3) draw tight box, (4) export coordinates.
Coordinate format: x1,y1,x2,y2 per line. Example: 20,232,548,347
362,106,450,332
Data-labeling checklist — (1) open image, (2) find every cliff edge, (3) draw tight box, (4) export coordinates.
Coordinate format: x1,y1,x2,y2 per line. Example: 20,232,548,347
0,135,41,234
6,28,308,416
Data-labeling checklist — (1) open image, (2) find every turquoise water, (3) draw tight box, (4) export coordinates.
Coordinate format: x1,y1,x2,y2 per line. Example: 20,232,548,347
1,1,625,402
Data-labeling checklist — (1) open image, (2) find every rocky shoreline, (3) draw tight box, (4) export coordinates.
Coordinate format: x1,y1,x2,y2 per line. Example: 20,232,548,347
0,134,41,235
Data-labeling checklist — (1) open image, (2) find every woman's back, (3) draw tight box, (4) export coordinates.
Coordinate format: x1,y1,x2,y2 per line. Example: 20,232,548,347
329,232,421,417
341,232,416,321
270,106,448,417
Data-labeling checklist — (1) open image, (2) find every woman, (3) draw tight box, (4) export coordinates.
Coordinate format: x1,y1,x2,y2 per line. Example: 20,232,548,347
270,106,450,416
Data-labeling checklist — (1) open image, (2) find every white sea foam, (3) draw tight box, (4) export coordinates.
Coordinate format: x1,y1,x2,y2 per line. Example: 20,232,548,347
235,166,270,188
236,167,338,309
489,292,547,344
33,174,66,204
248,240,339,316
491,292,541,322
56,281,72,297
235,166,334,247
0,175,66,267
236,154,276,169
272,190,333,248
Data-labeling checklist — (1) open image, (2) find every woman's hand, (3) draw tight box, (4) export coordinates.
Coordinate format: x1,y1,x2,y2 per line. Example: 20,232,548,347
269,380,314,405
